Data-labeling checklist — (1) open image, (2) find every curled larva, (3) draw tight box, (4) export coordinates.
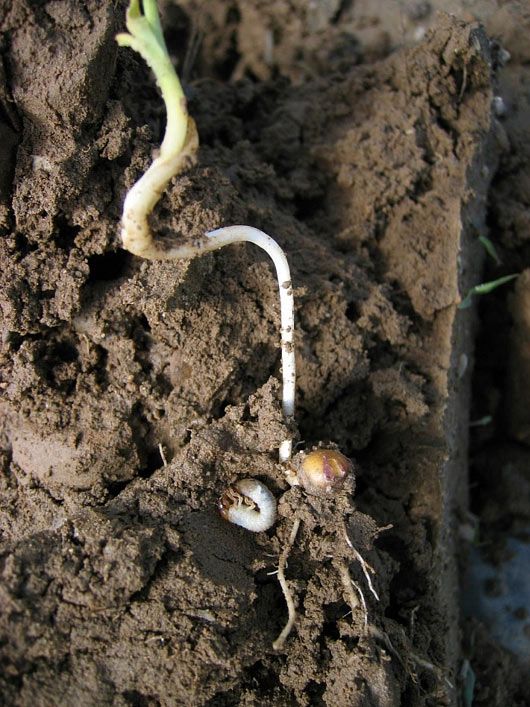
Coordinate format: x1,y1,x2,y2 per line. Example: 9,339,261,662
218,479,277,532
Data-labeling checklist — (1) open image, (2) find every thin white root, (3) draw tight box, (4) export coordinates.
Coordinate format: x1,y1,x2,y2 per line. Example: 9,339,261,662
373,523,393,539
337,560,369,629
158,443,167,467
409,604,419,640
370,627,455,691
272,517,301,650
411,653,454,690
351,546,379,602
343,526,380,601
350,578,368,629
369,626,405,667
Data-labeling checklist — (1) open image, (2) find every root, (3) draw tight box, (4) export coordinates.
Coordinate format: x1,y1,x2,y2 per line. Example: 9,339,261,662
158,443,168,467
343,525,380,601
370,625,406,668
411,652,454,690
370,626,454,690
350,578,368,628
272,517,301,650
337,560,369,628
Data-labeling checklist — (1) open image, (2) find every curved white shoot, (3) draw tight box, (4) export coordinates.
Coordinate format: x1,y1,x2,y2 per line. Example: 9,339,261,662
116,3,296,461
158,226,296,461
116,0,198,258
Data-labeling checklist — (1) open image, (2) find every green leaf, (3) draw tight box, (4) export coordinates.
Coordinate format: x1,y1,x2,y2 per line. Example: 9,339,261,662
478,235,501,265
116,0,188,159
461,659,476,707
458,274,518,309
469,415,492,427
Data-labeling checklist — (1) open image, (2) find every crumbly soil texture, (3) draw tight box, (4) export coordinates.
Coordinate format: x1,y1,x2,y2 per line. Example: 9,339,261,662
0,1,518,705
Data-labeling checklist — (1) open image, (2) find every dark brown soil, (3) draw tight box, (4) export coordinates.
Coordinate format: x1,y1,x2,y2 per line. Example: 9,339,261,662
0,1,528,705
460,3,530,702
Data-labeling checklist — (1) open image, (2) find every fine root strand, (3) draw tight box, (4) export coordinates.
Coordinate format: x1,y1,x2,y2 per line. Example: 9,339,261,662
158,443,168,467
350,578,368,629
272,517,301,650
337,559,368,627
343,525,380,602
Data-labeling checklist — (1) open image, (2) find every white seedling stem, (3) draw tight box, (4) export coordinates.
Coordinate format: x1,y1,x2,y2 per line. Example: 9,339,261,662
117,0,296,461
157,226,296,461
117,0,198,259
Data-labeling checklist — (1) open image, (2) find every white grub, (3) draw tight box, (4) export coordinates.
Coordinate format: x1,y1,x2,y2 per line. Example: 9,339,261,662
218,478,277,532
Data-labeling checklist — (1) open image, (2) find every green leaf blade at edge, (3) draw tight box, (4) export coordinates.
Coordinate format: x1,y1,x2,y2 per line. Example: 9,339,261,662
478,235,502,265
458,273,519,310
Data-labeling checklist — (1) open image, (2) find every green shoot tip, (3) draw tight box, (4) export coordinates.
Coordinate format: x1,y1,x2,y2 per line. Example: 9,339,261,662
458,273,518,309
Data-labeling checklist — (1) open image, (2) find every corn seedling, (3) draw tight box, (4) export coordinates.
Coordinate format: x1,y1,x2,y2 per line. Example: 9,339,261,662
117,0,362,650
469,415,493,427
478,235,502,265
459,273,518,309
116,0,198,258
117,0,295,462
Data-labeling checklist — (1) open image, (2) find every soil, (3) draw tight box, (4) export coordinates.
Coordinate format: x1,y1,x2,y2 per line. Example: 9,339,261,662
0,1,529,706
